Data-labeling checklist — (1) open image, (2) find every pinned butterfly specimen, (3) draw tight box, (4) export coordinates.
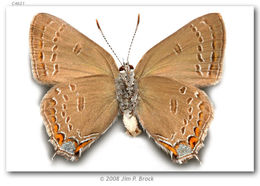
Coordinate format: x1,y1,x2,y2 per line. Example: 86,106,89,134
29,12,225,164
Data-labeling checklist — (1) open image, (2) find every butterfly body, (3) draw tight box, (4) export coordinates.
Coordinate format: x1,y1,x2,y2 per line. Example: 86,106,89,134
115,64,141,136
30,13,225,164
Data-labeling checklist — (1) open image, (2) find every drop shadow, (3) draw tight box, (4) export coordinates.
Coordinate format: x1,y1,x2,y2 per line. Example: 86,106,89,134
136,123,210,170
74,117,121,164
41,124,55,158
41,116,122,166
200,81,221,97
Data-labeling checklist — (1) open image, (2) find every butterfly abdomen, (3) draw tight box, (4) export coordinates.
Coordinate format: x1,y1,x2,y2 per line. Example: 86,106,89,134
115,67,141,136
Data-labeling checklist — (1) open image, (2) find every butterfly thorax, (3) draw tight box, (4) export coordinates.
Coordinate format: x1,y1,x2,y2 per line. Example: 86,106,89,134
115,65,141,136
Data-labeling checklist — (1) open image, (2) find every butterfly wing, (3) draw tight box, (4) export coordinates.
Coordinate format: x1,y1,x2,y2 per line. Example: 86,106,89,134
30,13,119,84
41,75,118,160
136,76,213,164
135,13,225,87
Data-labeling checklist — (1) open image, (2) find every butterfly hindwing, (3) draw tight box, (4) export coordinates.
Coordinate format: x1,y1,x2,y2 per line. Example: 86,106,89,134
136,76,213,163
135,13,225,87
30,13,119,84
41,75,118,160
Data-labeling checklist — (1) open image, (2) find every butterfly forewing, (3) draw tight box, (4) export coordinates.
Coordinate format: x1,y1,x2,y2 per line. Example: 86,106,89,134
41,75,118,160
136,76,213,163
30,13,119,84
135,13,225,87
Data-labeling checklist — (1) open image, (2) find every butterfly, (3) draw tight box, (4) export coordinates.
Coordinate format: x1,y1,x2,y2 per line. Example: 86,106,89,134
29,12,225,164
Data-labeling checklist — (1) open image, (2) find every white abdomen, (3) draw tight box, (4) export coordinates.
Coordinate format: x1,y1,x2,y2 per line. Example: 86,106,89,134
123,111,141,137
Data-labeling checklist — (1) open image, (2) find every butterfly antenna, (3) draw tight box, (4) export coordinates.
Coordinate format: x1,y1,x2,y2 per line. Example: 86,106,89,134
127,14,140,64
96,19,123,65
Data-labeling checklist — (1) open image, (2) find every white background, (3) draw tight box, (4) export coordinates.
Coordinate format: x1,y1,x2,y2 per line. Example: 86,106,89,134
1,0,259,185
5,6,254,172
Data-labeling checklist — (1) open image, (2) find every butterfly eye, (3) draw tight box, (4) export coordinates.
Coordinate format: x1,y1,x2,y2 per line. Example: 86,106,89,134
129,65,134,70
119,66,125,71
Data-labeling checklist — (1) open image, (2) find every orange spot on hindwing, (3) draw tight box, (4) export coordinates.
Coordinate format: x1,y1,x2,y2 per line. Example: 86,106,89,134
199,102,205,110
50,108,56,115
50,98,57,106
53,124,59,132
199,112,203,119
197,120,203,126
50,116,56,123
75,139,93,153
189,136,198,149
194,127,201,137
159,141,178,156
55,133,64,145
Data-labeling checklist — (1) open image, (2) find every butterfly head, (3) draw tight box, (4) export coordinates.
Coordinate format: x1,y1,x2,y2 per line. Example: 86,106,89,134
119,63,134,72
